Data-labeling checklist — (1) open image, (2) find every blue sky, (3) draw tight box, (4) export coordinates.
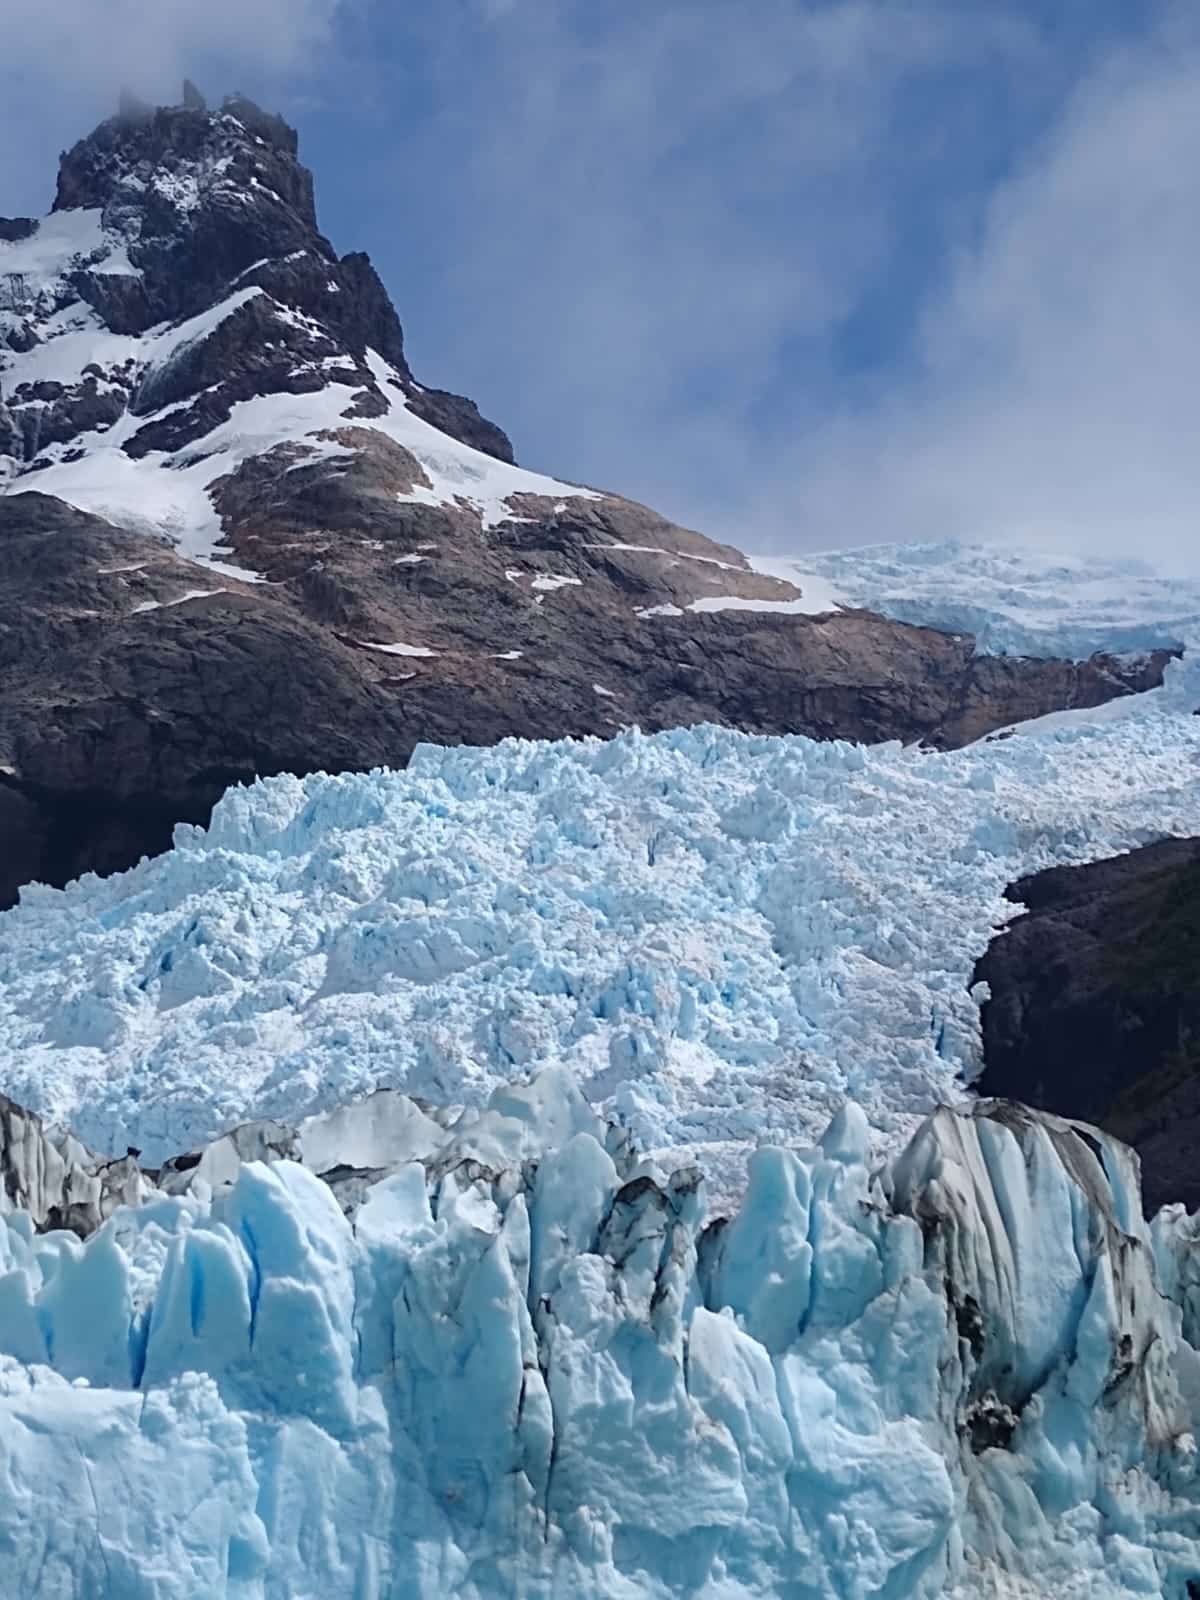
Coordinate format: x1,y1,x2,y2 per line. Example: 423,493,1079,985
2,1,1198,566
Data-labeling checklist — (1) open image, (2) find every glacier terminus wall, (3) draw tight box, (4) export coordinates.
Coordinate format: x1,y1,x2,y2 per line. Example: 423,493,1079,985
1,1070,1199,1598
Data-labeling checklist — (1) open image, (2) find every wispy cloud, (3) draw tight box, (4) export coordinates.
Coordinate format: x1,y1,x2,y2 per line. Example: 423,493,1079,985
376,2,1042,513
769,10,1200,568
0,0,346,211
354,0,1200,569
2,0,343,90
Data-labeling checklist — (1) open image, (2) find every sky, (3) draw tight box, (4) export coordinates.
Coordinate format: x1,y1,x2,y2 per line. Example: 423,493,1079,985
1,0,1197,568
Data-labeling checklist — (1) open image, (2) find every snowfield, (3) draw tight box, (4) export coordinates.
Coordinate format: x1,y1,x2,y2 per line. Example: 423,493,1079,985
1,652,1197,1207
0,334,600,574
1,206,600,567
763,539,1200,658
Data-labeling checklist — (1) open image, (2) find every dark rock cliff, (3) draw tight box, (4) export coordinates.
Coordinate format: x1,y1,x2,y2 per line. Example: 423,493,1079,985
0,92,1176,905
974,838,1200,1213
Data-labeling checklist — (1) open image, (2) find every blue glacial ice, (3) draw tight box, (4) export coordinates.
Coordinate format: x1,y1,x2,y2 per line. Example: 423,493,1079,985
0,651,1197,1209
1,1070,1198,1598
0,558,1197,1596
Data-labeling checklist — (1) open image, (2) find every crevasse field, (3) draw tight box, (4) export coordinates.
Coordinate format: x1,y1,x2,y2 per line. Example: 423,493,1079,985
2,627,1198,1205
1,546,1199,1599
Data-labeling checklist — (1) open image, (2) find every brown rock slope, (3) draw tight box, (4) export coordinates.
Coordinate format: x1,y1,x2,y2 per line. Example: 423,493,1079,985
0,486,1170,905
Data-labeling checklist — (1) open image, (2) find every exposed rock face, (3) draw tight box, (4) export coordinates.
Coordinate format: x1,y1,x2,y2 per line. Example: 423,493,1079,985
0,92,1175,903
0,493,407,904
974,838,1200,1214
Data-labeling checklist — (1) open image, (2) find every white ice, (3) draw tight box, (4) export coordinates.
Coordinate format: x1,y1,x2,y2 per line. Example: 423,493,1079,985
0,651,1197,1207
768,539,1200,658
0,1074,1196,1599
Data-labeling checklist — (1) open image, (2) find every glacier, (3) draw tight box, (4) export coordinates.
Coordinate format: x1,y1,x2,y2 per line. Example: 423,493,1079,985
0,651,1197,1207
771,539,1200,659
1,1069,1199,1598
0,555,1197,1596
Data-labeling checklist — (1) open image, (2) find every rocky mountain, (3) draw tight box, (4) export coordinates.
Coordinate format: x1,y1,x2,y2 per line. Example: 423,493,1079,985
975,837,1200,1216
1,85,1199,1600
0,89,1172,904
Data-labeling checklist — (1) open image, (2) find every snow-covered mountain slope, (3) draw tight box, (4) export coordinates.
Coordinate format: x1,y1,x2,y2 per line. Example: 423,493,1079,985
761,540,1200,659
2,650,1197,1209
1,1068,1198,1599
0,94,598,564
0,89,786,611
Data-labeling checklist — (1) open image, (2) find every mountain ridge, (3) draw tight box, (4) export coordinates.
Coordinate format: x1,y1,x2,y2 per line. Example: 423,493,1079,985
0,90,1173,904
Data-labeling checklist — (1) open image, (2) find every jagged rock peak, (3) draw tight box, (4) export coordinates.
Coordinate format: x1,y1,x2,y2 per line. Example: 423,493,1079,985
53,90,315,228
1,92,515,469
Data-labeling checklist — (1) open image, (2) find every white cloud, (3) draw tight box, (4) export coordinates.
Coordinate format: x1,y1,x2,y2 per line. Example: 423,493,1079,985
5,0,1196,571
1,0,342,91
0,0,345,213
773,13,1200,569
383,1,1040,518
370,1,1200,572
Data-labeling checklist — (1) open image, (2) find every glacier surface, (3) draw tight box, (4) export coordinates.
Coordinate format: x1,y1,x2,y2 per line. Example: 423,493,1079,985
0,1070,1198,1599
769,539,1200,659
0,549,1197,1597
1,652,1198,1205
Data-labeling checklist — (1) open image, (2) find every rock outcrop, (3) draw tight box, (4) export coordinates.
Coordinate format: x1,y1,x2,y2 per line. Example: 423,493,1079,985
974,838,1200,1214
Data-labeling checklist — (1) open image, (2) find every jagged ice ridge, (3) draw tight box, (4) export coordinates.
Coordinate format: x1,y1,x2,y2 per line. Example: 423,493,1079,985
1,1067,1199,1598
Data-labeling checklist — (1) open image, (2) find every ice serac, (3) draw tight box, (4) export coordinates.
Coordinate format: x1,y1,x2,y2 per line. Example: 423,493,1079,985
0,1093,147,1234
0,1071,1197,1598
3,691,1198,1202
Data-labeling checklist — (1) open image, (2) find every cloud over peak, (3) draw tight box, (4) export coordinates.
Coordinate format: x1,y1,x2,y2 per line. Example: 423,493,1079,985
3,1,1197,569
